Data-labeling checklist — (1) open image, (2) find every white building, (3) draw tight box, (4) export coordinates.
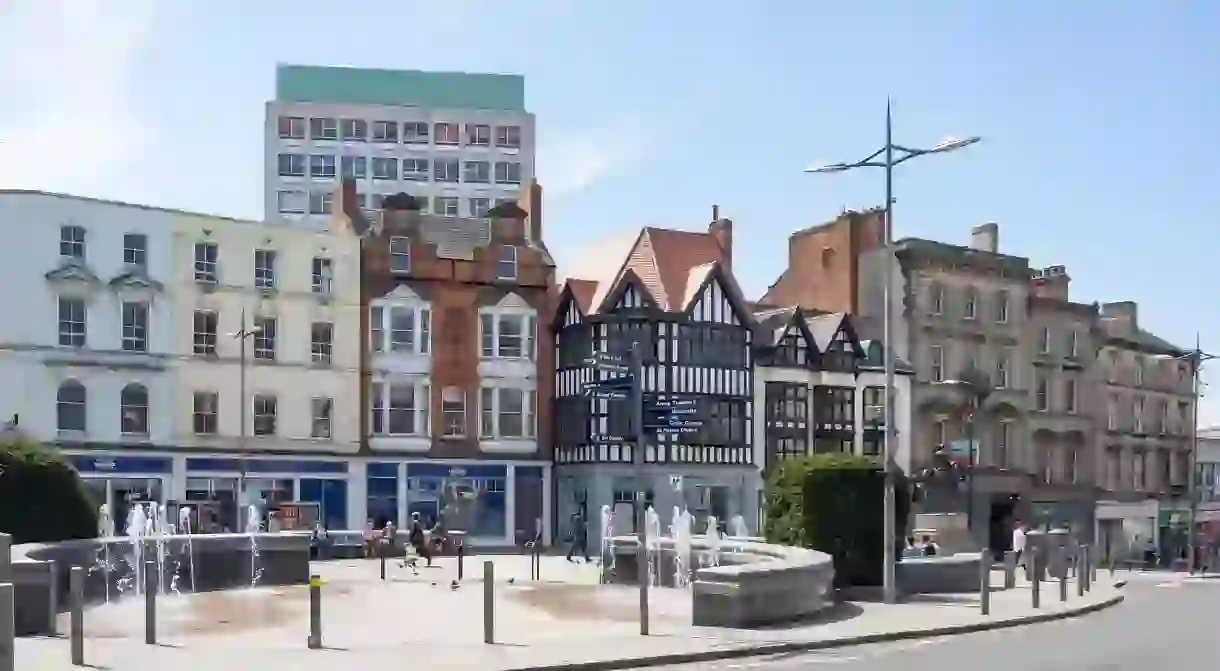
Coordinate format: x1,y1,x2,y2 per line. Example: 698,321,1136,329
751,308,914,473
0,191,183,523
0,190,364,533
170,211,362,531
265,65,536,229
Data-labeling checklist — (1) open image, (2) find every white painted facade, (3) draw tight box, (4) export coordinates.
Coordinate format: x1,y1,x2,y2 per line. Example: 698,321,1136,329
0,191,179,446
168,212,363,455
265,101,536,229
751,367,914,472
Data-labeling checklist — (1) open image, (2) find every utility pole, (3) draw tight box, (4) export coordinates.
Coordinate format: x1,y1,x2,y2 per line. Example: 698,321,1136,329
233,308,260,518
631,341,649,635
806,101,979,604
1185,334,1214,574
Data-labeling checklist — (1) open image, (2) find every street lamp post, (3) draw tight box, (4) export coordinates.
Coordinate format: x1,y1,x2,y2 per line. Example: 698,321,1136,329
806,100,980,604
934,376,993,537
1175,335,1215,574
231,308,261,519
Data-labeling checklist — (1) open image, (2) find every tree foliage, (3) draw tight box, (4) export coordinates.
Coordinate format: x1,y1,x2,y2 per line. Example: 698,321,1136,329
0,438,98,544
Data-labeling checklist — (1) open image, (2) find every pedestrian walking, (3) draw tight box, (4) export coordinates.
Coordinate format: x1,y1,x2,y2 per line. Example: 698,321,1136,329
566,510,590,562
407,512,434,568
1012,520,1028,579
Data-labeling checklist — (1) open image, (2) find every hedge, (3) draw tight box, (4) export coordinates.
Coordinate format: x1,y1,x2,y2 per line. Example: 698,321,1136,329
0,437,98,544
763,453,910,587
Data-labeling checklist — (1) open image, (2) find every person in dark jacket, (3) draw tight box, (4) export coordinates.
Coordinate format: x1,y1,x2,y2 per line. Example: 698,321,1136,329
566,510,590,562
408,512,434,567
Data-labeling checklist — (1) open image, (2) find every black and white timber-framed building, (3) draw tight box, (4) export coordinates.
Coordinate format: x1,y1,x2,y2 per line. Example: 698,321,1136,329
552,216,761,539
751,305,915,476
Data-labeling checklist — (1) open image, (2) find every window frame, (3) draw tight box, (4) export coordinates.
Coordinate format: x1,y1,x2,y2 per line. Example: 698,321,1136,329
121,300,149,353
277,190,307,214
434,122,460,145
440,387,466,437
309,154,337,179
370,380,430,437
435,196,459,216
254,249,277,289
402,121,428,144
56,380,87,432
493,161,521,185
340,155,367,180
253,317,277,361
252,394,278,436
372,120,399,143
312,257,333,295
466,124,491,147
194,242,218,283
463,160,490,183
496,246,518,280
193,310,218,356
479,386,537,440
309,117,338,141
434,158,460,182
120,383,149,436
389,236,411,273
402,158,429,181
311,321,334,364
192,391,218,435
123,233,147,267
277,153,305,177
368,302,431,355
371,156,398,181
311,397,334,439
339,118,367,142
58,296,87,348
494,125,521,148
479,310,536,360
278,116,305,140
60,225,86,260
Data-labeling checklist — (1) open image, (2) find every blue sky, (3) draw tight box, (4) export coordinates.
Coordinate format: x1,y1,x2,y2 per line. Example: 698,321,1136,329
2,1,1218,422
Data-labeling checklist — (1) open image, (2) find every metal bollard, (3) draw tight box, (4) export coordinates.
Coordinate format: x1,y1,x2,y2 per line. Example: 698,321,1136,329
1085,545,1095,590
457,542,465,581
483,561,495,644
1030,548,1041,609
979,549,992,615
70,566,84,666
307,574,322,649
1003,550,1017,589
1059,568,1068,602
1109,556,1116,578
144,560,157,645
46,563,58,635
380,552,386,581
0,583,14,671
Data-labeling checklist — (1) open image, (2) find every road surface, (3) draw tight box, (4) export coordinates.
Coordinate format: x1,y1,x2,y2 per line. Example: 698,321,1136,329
661,575,1220,670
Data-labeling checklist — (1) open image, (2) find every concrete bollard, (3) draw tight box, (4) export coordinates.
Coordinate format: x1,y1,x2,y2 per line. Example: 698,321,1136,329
1,582,14,671
307,574,322,649
46,563,59,635
483,561,495,644
0,534,10,583
70,566,84,666
1003,550,1017,589
1030,548,1041,609
979,549,992,615
144,560,157,645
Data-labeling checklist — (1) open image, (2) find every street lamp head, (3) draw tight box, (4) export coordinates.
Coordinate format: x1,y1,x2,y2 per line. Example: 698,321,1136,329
804,162,852,174
932,137,981,153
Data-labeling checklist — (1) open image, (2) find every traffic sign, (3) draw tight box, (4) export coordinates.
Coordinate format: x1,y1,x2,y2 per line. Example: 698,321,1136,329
586,352,630,374
588,390,628,401
581,375,634,397
591,435,628,443
653,426,701,435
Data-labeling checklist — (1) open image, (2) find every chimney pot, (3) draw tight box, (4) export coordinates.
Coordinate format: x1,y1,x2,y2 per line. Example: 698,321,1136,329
970,222,999,253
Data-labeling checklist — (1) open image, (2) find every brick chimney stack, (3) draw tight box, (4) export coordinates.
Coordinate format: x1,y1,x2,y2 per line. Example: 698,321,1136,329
709,204,733,273
1031,265,1071,301
520,179,543,243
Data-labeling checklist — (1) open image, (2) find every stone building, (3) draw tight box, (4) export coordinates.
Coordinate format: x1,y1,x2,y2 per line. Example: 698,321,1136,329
334,178,555,547
1093,300,1194,559
760,214,1119,548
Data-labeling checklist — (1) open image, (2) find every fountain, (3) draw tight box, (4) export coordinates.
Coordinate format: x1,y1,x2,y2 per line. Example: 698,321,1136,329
729,514,749,539
644,506,662,586
245,505,264,587
179,507,197,592
120,504,148,597
598,505,616,583
702,515,722,568
670,506,694,588
89,504,117,603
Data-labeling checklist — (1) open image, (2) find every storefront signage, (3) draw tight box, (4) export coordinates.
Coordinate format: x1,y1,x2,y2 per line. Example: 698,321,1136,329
94,460,117,471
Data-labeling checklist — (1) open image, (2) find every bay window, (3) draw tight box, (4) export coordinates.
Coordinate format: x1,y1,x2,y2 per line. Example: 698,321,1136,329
479,387,537,440
370,380,429,436
369,304,432,354
479,311,536,359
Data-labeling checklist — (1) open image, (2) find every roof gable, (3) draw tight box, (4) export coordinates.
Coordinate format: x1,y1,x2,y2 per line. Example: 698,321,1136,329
552,284,586,329
683,264,753,327
599,270,657,314
806,313,865,356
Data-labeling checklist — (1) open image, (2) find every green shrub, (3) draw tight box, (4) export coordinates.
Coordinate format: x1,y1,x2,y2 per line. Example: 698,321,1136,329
0,438,98,543
763,453,910,588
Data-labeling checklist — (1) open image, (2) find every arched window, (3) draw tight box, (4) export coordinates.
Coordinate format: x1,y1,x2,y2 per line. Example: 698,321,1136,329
56,380,87,432
120,383,149,435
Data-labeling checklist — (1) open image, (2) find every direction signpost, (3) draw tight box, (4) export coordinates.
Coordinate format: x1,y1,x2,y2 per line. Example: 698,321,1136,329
643,398,702,436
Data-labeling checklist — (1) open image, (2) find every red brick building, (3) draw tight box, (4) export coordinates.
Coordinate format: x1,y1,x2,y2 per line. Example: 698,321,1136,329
334,179,556,546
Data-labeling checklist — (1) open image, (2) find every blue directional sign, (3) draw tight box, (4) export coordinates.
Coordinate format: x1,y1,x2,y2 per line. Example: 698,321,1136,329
586,352,630,375
582,374,634,400
643,397,703,435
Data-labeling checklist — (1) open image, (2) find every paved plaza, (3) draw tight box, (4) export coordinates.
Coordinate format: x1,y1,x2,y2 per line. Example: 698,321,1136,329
15,554,1124,670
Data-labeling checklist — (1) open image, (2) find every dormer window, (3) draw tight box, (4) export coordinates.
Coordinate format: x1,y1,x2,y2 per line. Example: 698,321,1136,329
497,246,518,280
60,225,85,260
389,237,411,274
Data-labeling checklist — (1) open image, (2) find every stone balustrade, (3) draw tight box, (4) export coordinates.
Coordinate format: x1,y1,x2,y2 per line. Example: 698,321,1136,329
606,535,835,628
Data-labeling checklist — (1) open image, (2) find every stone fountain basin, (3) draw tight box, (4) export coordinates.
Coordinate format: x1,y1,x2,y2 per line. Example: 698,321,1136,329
605,535,835,628
8,533,312,637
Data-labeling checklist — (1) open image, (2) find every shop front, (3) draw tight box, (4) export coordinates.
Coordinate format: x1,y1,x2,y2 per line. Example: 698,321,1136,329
364,461,549,547
67,453,172,536
1095,499,1158,564
183,457,349,533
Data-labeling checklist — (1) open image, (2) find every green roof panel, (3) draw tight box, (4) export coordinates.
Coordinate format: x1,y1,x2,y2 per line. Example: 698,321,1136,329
275,65,526,111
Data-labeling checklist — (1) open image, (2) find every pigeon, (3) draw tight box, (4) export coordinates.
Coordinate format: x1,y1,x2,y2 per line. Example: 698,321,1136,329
450,580,459,590
507,577,515,585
